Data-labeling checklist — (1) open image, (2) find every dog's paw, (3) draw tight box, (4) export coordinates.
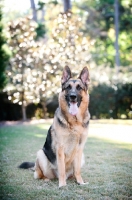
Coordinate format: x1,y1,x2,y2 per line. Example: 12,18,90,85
59,182,67,188
44,178,50,182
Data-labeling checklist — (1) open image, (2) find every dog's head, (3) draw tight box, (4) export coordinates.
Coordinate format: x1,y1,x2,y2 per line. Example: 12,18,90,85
60,66,90,116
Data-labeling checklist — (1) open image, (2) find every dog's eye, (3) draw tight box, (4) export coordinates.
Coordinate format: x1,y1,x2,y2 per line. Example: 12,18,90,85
76,85,82,90
66,85,71,90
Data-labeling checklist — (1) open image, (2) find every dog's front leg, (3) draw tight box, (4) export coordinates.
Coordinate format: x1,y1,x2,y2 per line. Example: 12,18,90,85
74,148,84,185
57,146,66,188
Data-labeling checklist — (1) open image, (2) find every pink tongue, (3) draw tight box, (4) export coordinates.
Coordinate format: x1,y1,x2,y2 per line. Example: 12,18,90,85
69,102,78,116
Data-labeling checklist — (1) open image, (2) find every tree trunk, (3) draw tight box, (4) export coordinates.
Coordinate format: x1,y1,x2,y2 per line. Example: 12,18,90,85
62,0,71,12
41,101,47,119
41,8,45,23
30,0,37,22
114,0,120,75
22,103,27,121
21,90,27,121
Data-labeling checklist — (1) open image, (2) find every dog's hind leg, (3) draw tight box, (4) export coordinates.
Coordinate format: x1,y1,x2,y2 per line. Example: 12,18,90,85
34,149,55,180
34,158,44,179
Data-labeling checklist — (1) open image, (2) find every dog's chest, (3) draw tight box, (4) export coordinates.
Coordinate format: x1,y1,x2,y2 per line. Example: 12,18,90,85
63,126,86,155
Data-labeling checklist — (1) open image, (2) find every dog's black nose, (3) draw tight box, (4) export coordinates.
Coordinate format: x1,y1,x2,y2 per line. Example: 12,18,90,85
70,94,77,100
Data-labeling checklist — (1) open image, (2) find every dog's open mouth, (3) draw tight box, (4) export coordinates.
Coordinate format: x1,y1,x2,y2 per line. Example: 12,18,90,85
69,102,78,116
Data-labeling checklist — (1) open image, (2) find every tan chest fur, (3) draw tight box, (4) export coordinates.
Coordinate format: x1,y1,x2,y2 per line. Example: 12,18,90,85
51,118,88,170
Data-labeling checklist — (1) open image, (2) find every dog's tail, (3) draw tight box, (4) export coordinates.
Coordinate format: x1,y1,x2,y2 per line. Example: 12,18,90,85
18,162,35,169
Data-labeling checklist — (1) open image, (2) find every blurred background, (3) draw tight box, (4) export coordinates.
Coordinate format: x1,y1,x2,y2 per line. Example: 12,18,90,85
0,0,132,121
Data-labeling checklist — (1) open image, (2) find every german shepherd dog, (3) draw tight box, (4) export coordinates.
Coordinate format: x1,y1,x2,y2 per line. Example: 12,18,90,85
19,66,90,188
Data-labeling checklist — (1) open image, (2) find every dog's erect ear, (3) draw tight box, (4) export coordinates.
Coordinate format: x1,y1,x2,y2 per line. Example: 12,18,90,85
79,67,90,87
61,66,72,85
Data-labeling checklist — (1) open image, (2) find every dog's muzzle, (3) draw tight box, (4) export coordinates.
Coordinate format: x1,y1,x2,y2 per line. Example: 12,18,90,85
69,93,77,103
69,92,78,116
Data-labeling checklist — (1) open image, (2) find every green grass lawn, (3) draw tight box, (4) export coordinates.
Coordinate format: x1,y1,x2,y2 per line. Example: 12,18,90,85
0,121,132,200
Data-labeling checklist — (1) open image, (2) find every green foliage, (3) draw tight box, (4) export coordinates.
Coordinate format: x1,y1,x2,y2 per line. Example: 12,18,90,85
116,83,132,119
35,108,44,119
38,1,45,10
6,12,91,106
6,17,39,105
89,83,132,119
78,0,132,67
4,1,131,120
35,23,46,39
0,8,10,90
49,1,58,6
89,84,115,119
